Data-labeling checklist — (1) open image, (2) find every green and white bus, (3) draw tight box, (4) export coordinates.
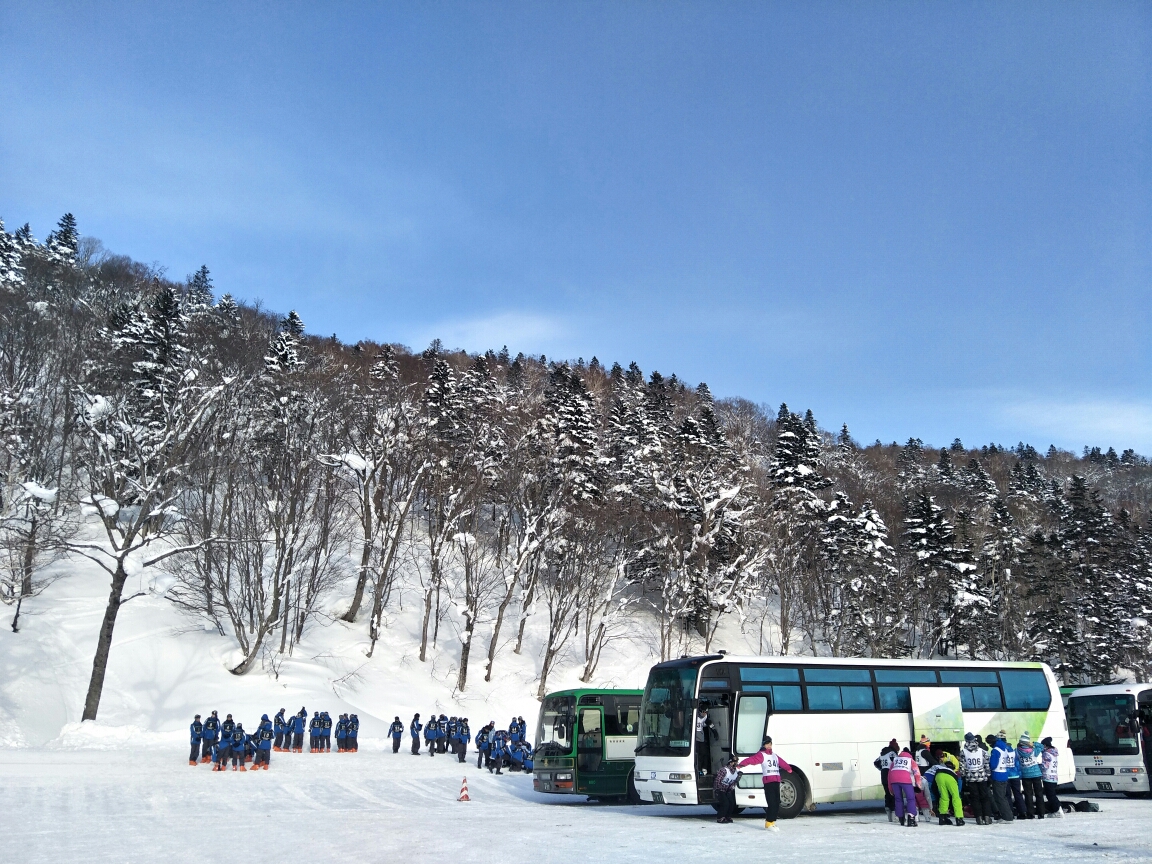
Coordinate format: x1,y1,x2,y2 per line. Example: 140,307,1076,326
1067,683,1152,796
633,654,1074,817
533,688,644,801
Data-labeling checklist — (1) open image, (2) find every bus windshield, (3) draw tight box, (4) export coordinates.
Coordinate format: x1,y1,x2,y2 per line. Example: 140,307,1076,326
636,665,698,757
536,695,576,757
1068,694,1140,756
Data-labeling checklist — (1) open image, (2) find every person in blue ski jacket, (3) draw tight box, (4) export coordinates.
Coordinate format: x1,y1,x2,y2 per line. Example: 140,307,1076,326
201,711,220,763
425,714,439,757
509,740,534,773
489,729,508,774
410,713,423,755
230,724,249,771
1005,739,1026,818
437,714,450,753
322,712,334,752
291,709,306,752
1017,733,1044,819
189,714,204,766
221,714,235,743
476,724,491,769
389,716,404,753
989,731,1016,822
255,716,274,769
207,740,223,772
347,714,359,752
308,712,321,752
507,717,519,743
273,709,288,751
335,715,348,752
455,718,471,764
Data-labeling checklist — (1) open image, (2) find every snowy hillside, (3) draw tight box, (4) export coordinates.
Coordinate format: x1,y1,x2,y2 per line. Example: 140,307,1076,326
0,539,711,748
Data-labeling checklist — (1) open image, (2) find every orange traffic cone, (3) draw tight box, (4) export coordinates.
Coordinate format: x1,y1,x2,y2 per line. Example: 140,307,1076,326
458,777,470,802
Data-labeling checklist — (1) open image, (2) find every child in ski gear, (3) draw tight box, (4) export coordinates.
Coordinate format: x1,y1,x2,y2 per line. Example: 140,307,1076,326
291,710,305,752
335,715,348,752
201,711,219,763
737,736,792,830
255,716,273,769
887,746,921,827
489,729,509,774
1004,737,1026,817
389,717,404,753
410,714,422,755
230,724,248,770
989,731,1016,822
308,712,321,752
934,753,964,825
876,739,899,820
961,732,993,824
425,714,438,756
189,715,203,765
347,714,359,752
1040,737,1062,816
713,757,741,823
221,714,235,742
322,712,333,752
1017,733,1044,818
476,724,491,768
273,709,287,751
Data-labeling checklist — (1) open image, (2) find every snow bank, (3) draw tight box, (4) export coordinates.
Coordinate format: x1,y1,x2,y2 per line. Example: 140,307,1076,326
49,720,182,750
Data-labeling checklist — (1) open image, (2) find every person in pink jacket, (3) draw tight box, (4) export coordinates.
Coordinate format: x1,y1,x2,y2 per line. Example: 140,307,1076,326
888,745,922,827
737,736,793,831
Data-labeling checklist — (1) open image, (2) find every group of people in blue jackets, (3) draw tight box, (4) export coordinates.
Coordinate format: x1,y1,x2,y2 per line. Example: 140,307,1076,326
475,717,534,775
189,707,360,771
188,710,273,771
396,713,473,762
394,713,533,774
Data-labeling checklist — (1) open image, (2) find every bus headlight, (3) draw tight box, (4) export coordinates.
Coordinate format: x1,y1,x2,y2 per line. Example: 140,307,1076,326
1119,767,1145,774
555,772,573,781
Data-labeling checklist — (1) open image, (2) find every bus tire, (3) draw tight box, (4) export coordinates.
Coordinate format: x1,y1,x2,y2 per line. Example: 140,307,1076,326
627,770,644,805
777,771,807,820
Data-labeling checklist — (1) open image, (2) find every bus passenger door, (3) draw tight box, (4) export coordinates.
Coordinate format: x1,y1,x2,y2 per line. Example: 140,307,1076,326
577,707,603,774
732,694,770,807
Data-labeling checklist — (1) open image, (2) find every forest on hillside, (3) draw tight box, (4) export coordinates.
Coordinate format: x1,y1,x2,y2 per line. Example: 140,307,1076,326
2,214,1151,720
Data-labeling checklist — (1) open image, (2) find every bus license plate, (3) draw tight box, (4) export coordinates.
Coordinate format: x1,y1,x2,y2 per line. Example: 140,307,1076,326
1096,782,1113,792
651,792,664,804
1085,767,1114,775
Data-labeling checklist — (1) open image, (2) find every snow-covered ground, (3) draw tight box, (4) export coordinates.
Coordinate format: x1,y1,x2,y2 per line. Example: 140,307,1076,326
4,746,1147,864
4,543,1149,862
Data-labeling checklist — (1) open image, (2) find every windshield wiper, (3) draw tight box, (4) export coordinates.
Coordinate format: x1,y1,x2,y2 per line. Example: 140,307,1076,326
634,741,666,754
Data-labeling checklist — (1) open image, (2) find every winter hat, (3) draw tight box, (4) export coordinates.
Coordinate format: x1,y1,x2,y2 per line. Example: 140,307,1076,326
964,733,975,743
1041,737,1053,748
996,729,1007,740
889,738,899,748
1018,732,1032,746
262,714,269,721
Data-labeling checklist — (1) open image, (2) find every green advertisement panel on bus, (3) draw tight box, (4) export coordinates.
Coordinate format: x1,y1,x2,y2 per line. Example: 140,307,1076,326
533,689,643,800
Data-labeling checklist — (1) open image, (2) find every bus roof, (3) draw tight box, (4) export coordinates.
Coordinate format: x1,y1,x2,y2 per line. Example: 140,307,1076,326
658,655,1049,670
542,688,644,698
1067,683,1152,698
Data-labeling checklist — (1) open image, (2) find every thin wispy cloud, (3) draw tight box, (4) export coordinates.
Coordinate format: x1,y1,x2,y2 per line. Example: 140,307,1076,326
998,396,1152,453
406,311,569,359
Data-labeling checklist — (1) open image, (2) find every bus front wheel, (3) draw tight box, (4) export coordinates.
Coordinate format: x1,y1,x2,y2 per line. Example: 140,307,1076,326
627,771,646,805
777,772,807,820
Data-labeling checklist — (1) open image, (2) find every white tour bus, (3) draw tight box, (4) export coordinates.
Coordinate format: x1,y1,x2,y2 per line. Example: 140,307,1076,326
633,654,1074,817
1067,683,1152,796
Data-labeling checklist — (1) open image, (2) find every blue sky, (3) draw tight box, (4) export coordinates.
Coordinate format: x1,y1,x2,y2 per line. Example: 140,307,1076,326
2,2,1149,452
